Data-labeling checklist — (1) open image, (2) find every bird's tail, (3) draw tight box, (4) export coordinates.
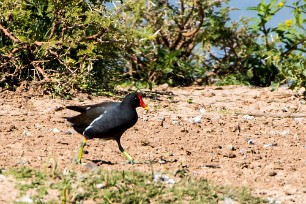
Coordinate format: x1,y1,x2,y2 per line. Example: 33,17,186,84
66,105,87,113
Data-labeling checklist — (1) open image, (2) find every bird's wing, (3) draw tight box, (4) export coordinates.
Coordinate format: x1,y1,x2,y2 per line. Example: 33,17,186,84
66,103,118,133
83,107,134,139
66,101,114,113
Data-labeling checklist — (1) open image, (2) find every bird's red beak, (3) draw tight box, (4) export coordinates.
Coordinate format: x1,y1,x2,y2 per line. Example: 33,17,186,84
138,94,149,110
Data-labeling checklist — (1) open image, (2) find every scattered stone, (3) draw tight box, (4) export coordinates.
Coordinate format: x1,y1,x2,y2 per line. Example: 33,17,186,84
191,115,202,124
242,115,255,120
238,162,249,169
247,139,255,145
172,120,180,125
158,160,166,164
294,117,303,122
52,128,60,133
224,153,236,158
279,130,290,136
267,197,281,204
153,174,175,185
227,144,236,151
223,196,238,204
96,183,106,189
268,171,277,176
64,130,73,135
264,143,278,148
22,129,31,136
17,195,33,203
158,116,165,121
199,108,206,114
7,125,16,132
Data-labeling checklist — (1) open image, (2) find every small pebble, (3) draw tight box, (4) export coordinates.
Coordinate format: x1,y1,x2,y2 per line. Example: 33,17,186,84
279,130,290,136
227,145,236,151
96,183,106,189
224,153,236,158
264,143,277,148
17,195,33,203
247,139,255,145
200,108,206,114
223,196,237,204
53,128,60,133
153,174,175,185
64,130,73,135
242,115,255,120
172,120,180,125
192,115,202,123
22,129,31,136
158,116,165,121
268,171,277,176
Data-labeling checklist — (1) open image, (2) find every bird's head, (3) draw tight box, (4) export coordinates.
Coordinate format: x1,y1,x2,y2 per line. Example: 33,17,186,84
137,94,149,110
123,93,149,110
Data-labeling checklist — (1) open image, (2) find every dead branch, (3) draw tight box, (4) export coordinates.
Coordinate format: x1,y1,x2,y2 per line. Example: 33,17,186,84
0,23,20,43
31,61,50,80
181,0,204,37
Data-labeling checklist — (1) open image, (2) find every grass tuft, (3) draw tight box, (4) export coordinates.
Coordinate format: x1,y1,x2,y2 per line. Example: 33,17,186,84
3,167,267,203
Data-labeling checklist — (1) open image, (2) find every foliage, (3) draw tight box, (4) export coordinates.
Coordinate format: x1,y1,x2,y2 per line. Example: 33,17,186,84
0,0,305,94
110,0,233,86
247,0,306,89
4,167,267,203
0,0,238,93
0,0,128,95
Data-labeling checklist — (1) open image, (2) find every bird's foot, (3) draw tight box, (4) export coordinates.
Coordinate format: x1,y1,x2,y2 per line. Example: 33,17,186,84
73,158,82,165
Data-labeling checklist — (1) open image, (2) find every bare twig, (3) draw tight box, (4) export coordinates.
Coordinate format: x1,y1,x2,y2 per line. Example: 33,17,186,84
181,0,204,37
31,61,50,80
0,23,20,43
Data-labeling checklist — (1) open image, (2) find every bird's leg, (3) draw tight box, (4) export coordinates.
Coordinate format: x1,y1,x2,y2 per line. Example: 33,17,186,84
116,139,134,164
75,137,87,164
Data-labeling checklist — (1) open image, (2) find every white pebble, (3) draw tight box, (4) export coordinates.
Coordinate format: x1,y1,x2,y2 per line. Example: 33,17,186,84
96,183,105,189
193,115,202,123
242,115,255,120
53,128,60,133
200,108,206,114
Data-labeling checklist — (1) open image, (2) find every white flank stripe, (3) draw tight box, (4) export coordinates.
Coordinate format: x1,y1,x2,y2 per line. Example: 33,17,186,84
83,111,107,135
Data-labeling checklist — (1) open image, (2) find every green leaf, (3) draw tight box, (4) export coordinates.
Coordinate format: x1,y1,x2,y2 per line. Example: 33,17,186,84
270,81,280,91
294,8,302,26
247,6,259,11
301,69,306,78
247,68,254,78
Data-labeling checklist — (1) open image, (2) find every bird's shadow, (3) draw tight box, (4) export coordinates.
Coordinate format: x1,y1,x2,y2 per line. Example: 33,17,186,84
88,159,114,166
85,159,177,166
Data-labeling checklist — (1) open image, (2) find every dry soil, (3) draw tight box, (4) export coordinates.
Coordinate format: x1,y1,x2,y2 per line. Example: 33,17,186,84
0,85,306,203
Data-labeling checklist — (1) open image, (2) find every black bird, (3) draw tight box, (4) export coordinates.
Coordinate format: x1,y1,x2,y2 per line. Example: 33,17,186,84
65,93,148,164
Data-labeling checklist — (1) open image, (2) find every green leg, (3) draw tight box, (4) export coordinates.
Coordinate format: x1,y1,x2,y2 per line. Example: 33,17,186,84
116,139,134,163
75,138,87,164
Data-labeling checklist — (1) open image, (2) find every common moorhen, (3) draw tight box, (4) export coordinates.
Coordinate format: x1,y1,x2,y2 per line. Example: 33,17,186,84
65,93,148,164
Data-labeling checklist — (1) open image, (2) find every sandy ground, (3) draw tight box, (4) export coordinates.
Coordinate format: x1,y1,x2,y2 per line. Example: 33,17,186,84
0,85,306,203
